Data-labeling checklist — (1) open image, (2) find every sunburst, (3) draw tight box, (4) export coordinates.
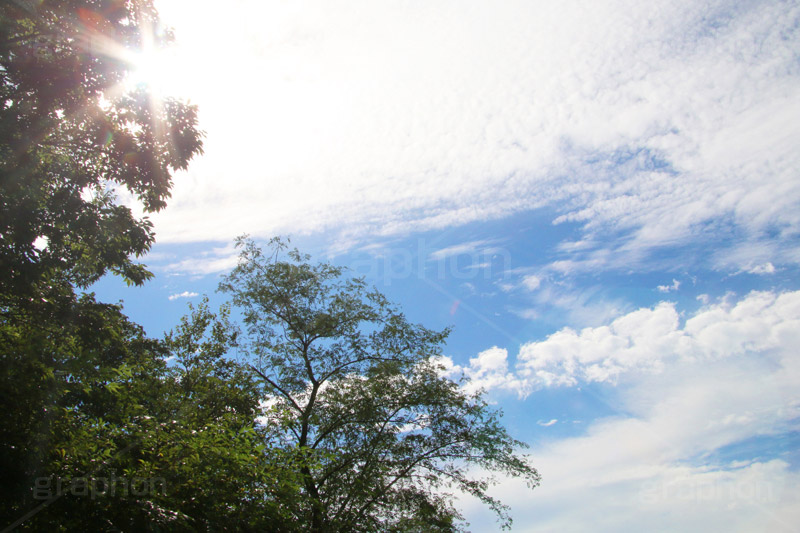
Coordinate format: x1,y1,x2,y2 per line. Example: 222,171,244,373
124,28,188,99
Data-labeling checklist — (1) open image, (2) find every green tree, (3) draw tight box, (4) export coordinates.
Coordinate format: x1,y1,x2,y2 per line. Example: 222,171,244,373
0,0,203,307
220,237,541,532
0,1,212,528
1,296,299,531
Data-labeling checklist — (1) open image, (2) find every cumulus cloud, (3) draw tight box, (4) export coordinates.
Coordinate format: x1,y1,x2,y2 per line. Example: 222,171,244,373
458,290,800,397
458,290,800,531
149,0,800,273
441,347,524,396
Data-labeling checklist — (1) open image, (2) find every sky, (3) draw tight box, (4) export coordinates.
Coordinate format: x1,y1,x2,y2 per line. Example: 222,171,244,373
93,0,800,530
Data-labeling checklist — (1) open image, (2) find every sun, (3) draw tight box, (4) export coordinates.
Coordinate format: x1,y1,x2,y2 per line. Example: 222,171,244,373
126,45,187,97
122,9,196,100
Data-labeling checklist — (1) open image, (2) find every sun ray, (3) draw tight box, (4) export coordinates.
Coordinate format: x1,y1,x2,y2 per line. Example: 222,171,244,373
33,4,189,216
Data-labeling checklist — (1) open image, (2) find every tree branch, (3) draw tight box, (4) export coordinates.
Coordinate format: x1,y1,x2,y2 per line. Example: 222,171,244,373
249,364,302,414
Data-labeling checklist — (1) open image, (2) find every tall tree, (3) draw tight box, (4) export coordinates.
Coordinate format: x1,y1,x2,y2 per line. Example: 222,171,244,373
220,237,541,532
0,1,206,528
0,0,203,307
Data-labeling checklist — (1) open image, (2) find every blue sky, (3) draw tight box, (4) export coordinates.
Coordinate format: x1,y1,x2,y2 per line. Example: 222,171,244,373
95,0,800,530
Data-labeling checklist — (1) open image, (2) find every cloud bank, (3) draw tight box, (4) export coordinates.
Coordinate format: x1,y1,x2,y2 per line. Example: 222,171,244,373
448,289,800,396
457,289,800,531
150,0,800,273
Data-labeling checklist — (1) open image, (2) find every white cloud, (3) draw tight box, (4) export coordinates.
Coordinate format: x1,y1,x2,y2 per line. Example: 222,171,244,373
747,262,777,275
444,347,526,396
537,419,558,427
525,282,631,327
432,355,461,380
470,347,508,375
657,279,681,293
147,0,800,272
510,308,540,320
466,452,800,532
457,290,800,399
462,347,512,395
168,291,199,301
522,275,542,291
428,240,498,261
458,291,800,531
477,359,800,530
165,254,238,277
161,243,240,277
516,290,800,393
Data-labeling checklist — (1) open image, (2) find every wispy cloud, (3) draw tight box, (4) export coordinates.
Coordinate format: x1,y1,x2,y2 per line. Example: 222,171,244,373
162,243,239,277
657,279,681,293
428,240,499,261
149,0,800,275
744,262,777,275
522,275,542,291
467,380,800,530
168,291,199,301
529,282,630,328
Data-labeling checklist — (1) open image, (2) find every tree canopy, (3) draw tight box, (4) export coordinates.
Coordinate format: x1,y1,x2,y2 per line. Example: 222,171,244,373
1,295,298,530
1,0,203,307
0,2,224,529
220,237,541,531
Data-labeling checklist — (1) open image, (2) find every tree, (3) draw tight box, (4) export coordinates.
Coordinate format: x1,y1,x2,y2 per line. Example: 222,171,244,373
1,2,210,527
1,296,299,531
1,0,203,307
0,291,170,528
220,237,541,531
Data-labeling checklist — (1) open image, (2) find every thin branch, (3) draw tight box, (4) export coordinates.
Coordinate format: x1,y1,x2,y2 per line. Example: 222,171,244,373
249,364,302,414
353,438,469,521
